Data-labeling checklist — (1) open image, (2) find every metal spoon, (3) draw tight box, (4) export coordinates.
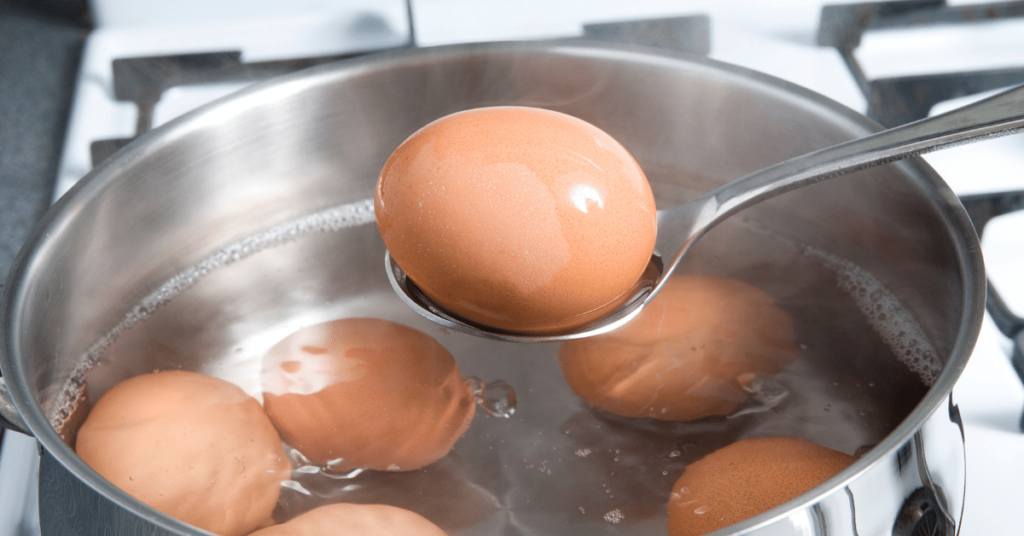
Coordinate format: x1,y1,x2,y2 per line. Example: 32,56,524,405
387,84,1024,342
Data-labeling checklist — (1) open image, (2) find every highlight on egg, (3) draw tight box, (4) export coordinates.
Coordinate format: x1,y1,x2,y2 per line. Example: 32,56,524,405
375,106,658,334
75,370,290,536
558,274,799,421
261,317,476,472
666,437,856,536
248,503,448,536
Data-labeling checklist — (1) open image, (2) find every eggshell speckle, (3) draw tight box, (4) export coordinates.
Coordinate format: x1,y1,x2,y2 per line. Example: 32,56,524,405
667,437,855,536
558,274,798,421
75,370,290,536
249,503,448,536
375,106,657,334
261,318,475,472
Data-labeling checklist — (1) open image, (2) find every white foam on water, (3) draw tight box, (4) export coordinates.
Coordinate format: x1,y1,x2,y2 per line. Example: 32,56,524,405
804,247,943,386
603,509,624,524
49,199,377,431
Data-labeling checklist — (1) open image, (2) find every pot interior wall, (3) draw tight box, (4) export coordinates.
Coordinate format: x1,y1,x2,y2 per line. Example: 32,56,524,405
8,43,972,534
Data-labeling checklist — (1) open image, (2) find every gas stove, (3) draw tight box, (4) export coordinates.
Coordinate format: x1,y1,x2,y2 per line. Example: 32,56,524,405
2,1,1023,534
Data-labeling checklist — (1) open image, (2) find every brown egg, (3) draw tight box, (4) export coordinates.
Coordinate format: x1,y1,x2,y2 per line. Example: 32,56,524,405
558,274,798,421
375,106,657,334
261,318,475,472
75,370,290,536
667,437,855,536
248,503,448,536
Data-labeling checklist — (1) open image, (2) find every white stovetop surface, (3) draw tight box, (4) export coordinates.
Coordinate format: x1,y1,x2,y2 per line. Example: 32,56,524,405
4,1,1023,535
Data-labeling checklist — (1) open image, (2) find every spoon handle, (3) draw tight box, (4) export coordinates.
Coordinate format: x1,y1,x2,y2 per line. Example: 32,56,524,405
657,83,1024,276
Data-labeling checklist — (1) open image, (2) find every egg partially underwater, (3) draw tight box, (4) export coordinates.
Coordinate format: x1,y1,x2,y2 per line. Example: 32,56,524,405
667,437,856,536
75,370,290,536
375,106,658,334
261,318,476,472
558,274,799,421
248,503,448,536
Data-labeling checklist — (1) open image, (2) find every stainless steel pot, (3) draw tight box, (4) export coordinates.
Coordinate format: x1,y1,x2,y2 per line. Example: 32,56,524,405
1,41,984,535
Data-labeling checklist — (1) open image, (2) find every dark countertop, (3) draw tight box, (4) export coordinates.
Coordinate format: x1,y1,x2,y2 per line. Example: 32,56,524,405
0,1,89,288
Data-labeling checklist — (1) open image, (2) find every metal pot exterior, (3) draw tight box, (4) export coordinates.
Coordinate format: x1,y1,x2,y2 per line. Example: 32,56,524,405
1,42,983,535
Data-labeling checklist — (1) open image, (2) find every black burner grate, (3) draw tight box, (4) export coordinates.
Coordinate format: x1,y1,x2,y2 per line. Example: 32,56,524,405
90,12,710,167
818,0,1024,429
818,0,1024,127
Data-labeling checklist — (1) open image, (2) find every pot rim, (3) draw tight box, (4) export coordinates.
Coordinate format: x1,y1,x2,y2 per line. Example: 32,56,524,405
0,39,986,535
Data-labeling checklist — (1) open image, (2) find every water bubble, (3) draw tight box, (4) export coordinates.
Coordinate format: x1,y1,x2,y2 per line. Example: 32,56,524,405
730,374,789,418
319,467,364,480
288,448,314,466
668,450,682,458
281,480,312,495
604,509,624,524
286,452,362,479
470,378,517,418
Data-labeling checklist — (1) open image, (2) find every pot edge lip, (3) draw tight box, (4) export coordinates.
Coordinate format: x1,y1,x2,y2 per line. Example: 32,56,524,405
1,38,986,535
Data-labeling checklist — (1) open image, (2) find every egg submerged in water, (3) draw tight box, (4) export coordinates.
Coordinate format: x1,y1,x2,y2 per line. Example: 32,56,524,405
375,106,658,334
667,437,856,536
558,274,799,421
75,370,290,536
248,503,448,536
261,318,476,472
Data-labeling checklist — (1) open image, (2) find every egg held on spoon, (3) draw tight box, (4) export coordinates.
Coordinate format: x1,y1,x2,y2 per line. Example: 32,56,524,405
375,106,658,334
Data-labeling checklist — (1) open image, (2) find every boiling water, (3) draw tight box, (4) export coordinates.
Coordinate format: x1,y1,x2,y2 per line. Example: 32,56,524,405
803,247,943,385
50,196,934,535
48,199,376,433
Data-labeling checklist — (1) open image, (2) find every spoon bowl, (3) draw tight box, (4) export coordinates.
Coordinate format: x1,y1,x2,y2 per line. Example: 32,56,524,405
388,84,1024,342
